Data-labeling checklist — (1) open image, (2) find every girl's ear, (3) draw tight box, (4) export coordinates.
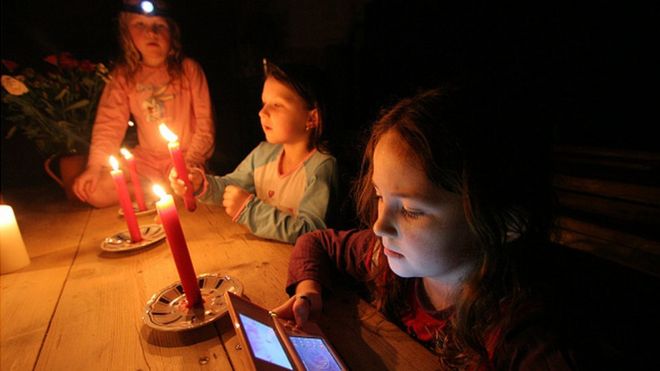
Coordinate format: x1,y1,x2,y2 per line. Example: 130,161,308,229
306,108,319,130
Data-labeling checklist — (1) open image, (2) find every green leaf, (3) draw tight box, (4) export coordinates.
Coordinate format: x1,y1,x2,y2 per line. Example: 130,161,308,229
5,126,17,139
64,99,90,112
81,77,95,87
1,56,107,157
54,88,69,101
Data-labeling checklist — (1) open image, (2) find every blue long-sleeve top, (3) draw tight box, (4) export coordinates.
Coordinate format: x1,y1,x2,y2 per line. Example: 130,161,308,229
198,142,337,244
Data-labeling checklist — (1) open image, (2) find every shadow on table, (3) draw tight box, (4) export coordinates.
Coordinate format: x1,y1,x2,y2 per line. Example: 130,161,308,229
320,291,393,370
140,322,220,347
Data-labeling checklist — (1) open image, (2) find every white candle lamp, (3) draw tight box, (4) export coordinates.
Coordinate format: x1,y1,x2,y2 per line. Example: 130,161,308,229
0,205,31,274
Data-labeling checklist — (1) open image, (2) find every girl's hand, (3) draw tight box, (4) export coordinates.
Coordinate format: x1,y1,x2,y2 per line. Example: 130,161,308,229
270,280,322,328
73,165,103,202
168,167,203,197
222,185,251,218
168,168,186,196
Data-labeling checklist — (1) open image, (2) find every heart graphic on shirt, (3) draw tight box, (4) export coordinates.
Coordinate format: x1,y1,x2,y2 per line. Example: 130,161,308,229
268,190,275,198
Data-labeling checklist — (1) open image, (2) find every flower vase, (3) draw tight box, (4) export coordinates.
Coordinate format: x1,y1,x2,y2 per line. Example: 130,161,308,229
44,154,88,202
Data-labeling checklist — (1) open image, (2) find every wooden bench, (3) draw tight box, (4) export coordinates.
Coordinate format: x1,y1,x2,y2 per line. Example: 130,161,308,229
552,145,660,278
548,146,660,368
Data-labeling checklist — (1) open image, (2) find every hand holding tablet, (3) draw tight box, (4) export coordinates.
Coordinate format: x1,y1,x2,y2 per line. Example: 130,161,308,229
224,292,347,371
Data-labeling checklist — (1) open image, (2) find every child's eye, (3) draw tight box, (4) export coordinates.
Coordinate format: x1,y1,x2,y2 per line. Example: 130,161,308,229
154,24,169,33
263,103,281,110
400,207,423,219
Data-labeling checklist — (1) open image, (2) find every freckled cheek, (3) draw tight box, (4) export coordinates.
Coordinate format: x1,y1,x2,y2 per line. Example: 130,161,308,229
437,229,475,263
401,222,452,258
397,225,431,253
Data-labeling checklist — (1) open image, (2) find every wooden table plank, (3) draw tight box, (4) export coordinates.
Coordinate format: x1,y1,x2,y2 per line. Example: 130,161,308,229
34,203,232,370
188,204,294,370
322,295,439,370
1,189,90,371
2,190,440,370
187,205,440,370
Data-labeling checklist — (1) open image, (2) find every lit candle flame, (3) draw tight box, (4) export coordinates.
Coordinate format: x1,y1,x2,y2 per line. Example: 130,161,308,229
109,155,120,171
152,184,167,199
159,123,178,142
119,147,133,160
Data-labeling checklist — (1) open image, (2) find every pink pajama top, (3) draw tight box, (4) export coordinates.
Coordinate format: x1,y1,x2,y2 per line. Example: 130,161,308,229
88,58,215,181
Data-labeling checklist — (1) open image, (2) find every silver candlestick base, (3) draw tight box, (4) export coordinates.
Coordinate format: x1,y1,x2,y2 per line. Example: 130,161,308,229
143,273,244,331
101,224,165,252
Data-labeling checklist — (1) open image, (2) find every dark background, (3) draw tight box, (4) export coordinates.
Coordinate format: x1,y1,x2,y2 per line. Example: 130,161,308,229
2,0,658,190
2,2,659,365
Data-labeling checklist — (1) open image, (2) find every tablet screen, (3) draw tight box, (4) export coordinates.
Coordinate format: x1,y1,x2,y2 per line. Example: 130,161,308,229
239,313,293,370
290,336,342,371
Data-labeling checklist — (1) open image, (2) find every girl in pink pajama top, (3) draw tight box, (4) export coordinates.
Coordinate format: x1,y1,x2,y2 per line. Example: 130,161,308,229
73,0,214,208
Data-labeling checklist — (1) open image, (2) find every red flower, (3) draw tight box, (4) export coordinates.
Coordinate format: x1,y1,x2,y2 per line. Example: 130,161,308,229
2,59,19,72
44,54,58,66
2,52,112,157
79,59,96,72
59,52,79,70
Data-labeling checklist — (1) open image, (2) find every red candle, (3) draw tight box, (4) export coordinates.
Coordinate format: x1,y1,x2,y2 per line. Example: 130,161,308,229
152,184,202,307
120,148,147,211
109,156,142,242
159,124,196,212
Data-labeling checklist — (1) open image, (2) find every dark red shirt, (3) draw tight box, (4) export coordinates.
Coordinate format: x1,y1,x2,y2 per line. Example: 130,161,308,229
287,229,579,370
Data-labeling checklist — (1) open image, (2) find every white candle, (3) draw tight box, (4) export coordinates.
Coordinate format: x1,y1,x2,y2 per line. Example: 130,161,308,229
0,205,31,274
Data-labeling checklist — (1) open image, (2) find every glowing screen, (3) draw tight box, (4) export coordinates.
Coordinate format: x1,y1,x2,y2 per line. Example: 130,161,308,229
290,336,341,371
239,314,293,370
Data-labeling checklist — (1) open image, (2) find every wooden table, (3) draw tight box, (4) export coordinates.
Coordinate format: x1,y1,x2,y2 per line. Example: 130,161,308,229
1,187,438,370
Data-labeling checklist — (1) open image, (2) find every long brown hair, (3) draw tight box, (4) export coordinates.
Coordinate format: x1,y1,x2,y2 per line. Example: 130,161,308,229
355,86,554,366
116,11,184,84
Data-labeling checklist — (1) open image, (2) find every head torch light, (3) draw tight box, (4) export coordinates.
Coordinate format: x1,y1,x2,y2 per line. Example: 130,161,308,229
122,0,170,17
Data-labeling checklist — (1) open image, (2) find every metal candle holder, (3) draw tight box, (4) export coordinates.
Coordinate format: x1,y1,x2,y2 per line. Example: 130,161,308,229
143,273,244,331
101,224,165,252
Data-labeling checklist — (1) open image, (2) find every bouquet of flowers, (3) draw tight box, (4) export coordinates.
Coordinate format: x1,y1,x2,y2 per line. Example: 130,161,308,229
1,52,111,157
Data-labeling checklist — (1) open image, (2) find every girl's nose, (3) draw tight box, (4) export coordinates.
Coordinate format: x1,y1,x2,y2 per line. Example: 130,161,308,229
258,106,268,119
373,205,397,238
146,24,162,36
